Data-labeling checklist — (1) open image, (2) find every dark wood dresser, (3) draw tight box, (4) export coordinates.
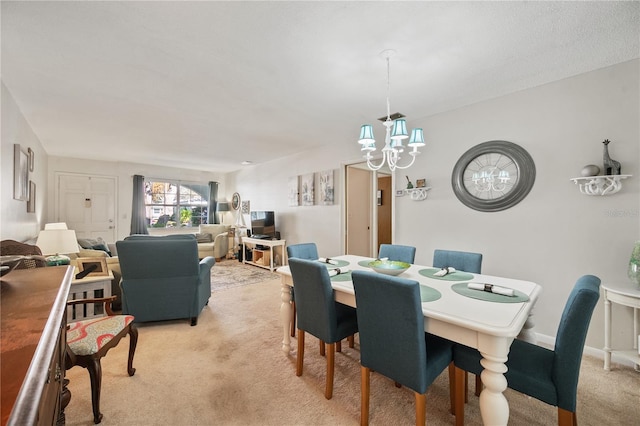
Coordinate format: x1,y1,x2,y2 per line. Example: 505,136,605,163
1,266,73,425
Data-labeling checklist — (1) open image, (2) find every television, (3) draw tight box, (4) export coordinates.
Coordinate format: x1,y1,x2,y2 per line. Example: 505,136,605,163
250,211,276,239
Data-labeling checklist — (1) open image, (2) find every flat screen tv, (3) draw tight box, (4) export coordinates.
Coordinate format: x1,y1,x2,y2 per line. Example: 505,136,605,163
250,211,276,238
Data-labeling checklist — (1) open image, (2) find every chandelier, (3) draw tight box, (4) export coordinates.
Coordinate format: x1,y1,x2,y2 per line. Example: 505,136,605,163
472,167,511,192
358,50,425,171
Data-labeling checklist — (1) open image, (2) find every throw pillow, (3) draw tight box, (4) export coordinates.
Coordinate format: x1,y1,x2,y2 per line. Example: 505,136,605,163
195,233,213,243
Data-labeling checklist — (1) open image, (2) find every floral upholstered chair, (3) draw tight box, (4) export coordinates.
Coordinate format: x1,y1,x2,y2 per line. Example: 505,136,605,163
66,296,137,424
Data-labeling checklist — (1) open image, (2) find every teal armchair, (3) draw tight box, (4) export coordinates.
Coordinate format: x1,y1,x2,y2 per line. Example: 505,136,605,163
116,234,215,326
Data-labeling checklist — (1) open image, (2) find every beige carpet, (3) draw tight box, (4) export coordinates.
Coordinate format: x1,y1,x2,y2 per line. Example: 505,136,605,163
64,272,640,425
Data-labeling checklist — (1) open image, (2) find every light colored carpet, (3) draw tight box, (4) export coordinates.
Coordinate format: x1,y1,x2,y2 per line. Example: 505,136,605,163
210,259,279,291
64,270,640,425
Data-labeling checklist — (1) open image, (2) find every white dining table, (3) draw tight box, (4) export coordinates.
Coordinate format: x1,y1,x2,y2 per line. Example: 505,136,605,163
276,254,542,426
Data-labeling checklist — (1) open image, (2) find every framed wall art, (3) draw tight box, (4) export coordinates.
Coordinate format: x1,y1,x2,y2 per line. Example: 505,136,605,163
301,173,314,206
27,181,36,213
319,169,334,205
288,176,299,206
13,144,29,201
28,147,35,172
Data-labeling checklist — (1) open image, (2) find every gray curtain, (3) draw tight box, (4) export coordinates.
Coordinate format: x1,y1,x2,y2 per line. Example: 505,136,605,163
208,181,219,224
130,174,149,235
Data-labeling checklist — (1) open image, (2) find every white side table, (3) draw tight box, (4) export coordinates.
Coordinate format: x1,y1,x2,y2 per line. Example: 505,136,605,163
242,237,286,272
603,282,640,371
68,270,114,322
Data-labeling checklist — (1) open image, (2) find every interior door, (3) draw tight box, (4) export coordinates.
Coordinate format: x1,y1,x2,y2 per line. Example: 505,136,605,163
57,173,117,242
377,174,392,249
345,166,372,256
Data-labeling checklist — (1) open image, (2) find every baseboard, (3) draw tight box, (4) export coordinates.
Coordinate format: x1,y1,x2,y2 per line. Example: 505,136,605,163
534,332,639,369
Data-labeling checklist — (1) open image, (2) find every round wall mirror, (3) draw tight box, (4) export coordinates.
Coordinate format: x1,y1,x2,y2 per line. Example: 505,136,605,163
231,192,241,211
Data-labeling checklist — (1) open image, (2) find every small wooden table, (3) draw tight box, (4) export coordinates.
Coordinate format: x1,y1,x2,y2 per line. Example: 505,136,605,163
68,270,113,322
242,237,286,272
603,282,640,371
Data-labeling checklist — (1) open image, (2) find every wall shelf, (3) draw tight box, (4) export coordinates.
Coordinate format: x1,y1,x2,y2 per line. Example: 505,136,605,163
569,175,631,196
404,187,431,201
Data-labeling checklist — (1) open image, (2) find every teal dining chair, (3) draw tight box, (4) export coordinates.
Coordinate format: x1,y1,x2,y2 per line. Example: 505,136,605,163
451,274,601,426
433,249,483,274
288,258,358,400
351,270,455,425
432,248,483,399
378,244,416,264
286,243,320,337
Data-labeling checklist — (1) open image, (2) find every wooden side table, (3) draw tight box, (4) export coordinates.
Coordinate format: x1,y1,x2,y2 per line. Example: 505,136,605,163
68,270,114,322
603,282,640,371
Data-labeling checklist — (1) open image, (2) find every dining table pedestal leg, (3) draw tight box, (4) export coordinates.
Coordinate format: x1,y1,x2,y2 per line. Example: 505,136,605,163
478,338,510,426
280,282,293,354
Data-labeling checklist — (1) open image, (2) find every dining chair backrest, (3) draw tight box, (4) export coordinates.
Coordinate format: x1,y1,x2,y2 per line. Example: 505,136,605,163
287,243,319,260
288,258,341,343
351,270,428,394
552,274,600,410
378,244,416,264
433,249,482,273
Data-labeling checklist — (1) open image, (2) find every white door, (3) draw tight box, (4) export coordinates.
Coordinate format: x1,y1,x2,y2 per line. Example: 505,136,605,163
57,173,117,242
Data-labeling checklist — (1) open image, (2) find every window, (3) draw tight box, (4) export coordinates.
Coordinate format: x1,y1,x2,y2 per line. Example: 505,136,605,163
144,180,209,228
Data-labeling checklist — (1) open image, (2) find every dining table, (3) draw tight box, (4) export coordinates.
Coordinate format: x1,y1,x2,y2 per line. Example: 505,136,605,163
276,254,542,426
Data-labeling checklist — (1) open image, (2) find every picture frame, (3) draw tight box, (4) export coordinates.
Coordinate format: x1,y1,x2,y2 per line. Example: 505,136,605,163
319,169,334,205
301,173,314,206
416,179,426,188
288,176,299,206
13,144,29,201
27,181,36,213
27,147,35,172
377,190,383,206
76,257,110,278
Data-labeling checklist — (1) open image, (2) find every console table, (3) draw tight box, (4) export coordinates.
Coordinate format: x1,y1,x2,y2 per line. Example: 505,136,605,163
1,266,74,425
241,237,286,272
603,282,640,371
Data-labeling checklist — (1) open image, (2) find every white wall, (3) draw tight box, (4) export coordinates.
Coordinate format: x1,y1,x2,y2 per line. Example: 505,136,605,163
0,83,48,241
228,60,640,352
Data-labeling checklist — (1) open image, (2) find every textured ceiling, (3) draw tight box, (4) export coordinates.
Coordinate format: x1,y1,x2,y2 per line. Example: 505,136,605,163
2,1,639,172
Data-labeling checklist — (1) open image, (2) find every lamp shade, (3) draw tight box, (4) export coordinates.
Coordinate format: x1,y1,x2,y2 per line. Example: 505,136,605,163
390,119,408,140
358,125,375,144
44,222,69,230
218,202,230,212
408,128,425,147
36,229,79,256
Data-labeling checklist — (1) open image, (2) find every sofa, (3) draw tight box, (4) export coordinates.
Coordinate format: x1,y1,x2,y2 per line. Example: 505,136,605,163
116,234,215,326
195,224,230,260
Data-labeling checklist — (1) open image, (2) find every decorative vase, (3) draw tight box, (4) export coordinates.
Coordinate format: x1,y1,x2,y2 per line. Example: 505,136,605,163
628,241,640,287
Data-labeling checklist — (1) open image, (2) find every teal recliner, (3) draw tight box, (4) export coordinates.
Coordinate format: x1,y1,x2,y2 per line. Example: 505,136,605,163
116,234,215,326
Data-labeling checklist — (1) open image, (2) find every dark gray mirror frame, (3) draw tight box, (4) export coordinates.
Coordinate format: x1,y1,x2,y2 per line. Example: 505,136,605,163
451,140,536,212
231,192,241,211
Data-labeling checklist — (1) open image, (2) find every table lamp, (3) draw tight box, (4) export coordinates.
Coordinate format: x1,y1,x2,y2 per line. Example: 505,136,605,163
217,202,230,224
36,224,79,266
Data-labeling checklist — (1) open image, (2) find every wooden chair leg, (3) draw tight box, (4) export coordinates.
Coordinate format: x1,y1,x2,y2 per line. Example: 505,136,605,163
336,340,342,352
361,366,371,426
474,374,482,397
448,362,455,414
127,325,138,376
415,392,426,426
87,358,104,424
290,301,296,337
296,330,305,376
454,366,466,426
319,340,325,356
348,334,355,348
325,342,335,399
558,408,577,426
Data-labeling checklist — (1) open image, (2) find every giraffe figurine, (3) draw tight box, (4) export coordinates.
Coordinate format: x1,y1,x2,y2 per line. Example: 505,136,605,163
602,139,621,175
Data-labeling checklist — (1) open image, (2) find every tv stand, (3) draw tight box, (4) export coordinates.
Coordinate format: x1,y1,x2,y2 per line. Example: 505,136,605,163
242,237,286,272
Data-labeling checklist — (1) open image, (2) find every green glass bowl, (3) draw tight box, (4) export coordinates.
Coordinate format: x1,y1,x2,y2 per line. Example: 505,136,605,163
369,260,410,276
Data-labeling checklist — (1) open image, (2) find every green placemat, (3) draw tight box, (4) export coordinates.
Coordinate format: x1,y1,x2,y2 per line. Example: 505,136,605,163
357,259,375,268
451,282,529,303
330,271,352,282
419,268,475,281
419,285,441,302
318,259,350,268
